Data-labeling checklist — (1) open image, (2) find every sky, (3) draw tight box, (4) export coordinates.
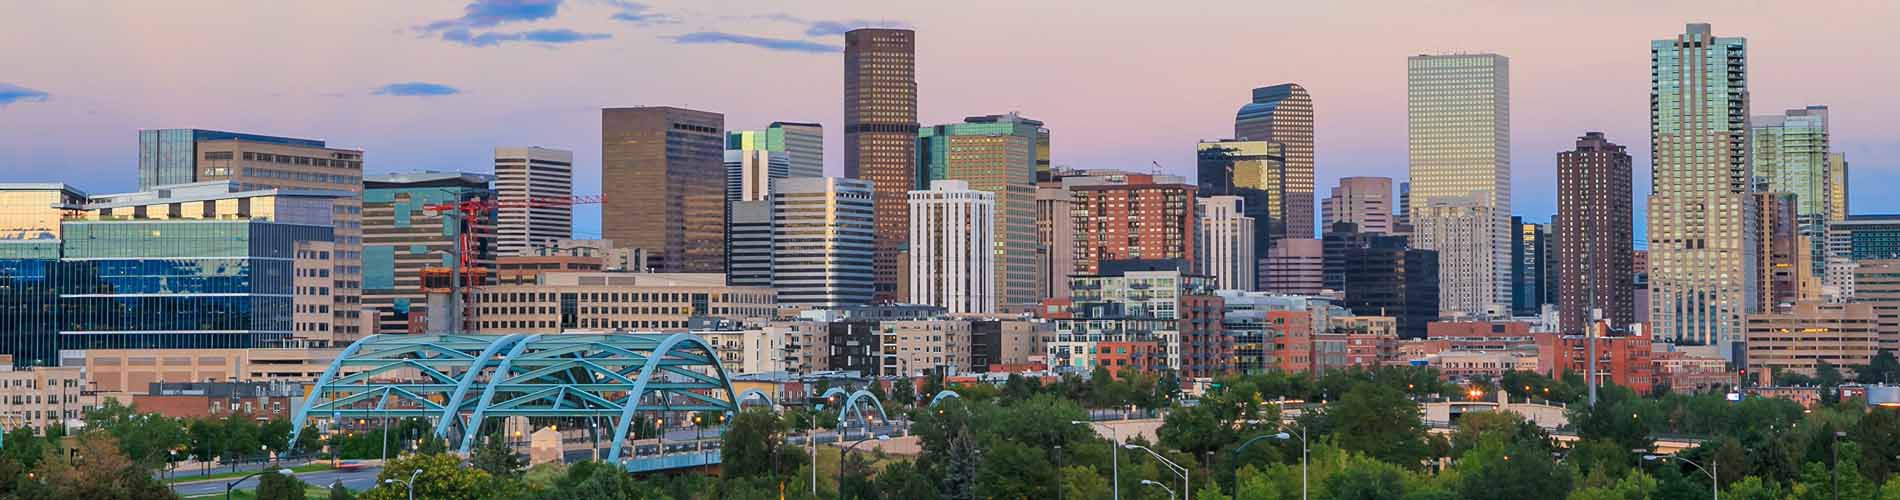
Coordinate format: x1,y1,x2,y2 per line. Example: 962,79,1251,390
3,0,1898,241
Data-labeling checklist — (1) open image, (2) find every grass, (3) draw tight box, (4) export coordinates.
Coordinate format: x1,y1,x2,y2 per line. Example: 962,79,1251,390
165,463,335,484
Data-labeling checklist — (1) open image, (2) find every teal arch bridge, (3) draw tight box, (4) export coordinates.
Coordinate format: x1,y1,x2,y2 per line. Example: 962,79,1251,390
290,333,738,468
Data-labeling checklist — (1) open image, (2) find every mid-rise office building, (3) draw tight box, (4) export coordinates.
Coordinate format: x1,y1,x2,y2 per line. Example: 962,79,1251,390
1510,218,1557,318
970,319,1046,372
1752,106,1832,276
1407,54,1511,321
1556,132,1635,333
361,172,496,334
729,122,824,179
1263,239,1324,295
918,113,1044,313
908,181,995,314
725,200,774,288
844,28,919,302
138,129,367,341
62,182,345,352
1854,260,1900,303
1757,193,1814,310
1323,177,1395,235
0,184,89,366
1331,228,1440,339
493,147,573,256
1066,173,1197,276
1036,184,1077,299
1829,215,1900,261
1415,197,1504,318
881,319,972,377
1233,83,1316,238
772,177,876,309
1197,139,1286,257
1745,301,1885,378
494,254,602,285
1050,260,1224,377
601,106,726,273
1197,196,1256,291
1648,23,1754,355
472,273,775,333
541,239,647,272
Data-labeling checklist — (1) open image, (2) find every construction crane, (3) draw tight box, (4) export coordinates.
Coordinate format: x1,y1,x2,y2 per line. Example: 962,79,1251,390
421,194,604,333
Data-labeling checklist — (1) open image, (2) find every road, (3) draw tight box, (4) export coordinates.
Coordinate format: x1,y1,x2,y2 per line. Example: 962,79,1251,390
170,466,383,497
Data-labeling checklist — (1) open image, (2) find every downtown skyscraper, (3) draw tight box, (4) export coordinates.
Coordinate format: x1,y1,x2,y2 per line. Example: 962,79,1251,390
1557,133,1634,333
493,146,573,256
1407,54,1511,319
844,28,918,302
918,113,1043,313
1751,105,1831,277
601,106,727,273
1649,23,1753,354
1234,83,1316,239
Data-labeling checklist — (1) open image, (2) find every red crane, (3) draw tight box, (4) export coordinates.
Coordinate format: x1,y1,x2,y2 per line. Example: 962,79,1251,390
420,194,604,333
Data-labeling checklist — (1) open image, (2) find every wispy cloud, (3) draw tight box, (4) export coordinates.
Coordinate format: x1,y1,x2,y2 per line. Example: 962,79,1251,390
442,28,611,47
671,32,840,54
802,19,910,37
605,0,678,26
419,0,561,31
373,82,462,97
0,83,50,107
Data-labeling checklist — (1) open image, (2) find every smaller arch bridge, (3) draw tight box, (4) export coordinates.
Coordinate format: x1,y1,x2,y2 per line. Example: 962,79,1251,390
291,333,738,463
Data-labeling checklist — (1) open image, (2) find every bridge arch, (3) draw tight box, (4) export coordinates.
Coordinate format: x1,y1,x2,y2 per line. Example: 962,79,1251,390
927,390,961,407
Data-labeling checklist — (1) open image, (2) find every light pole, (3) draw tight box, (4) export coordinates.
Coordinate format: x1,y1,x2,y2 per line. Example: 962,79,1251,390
383,468,423,500
1832,431,1846,500
1139,479,1177,499
837,435,889,499
1643,455,1716,500
224,468,294,500
1272,428,1310,500
1124,443,1187,500
1073,420,1120,500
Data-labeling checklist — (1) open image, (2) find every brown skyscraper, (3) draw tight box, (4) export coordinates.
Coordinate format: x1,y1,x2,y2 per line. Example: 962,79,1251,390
601,106,726,273
844,28,918,301
1235,83,1315,239
1556,132,1634,333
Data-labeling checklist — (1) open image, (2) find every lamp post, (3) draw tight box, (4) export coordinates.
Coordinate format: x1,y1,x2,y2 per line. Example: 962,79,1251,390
383,468,423,500
1073,420,1119,500
837,435,889,499
1644,454,1716,500
224,468,294,500
1124,443,1187,500
1139,479,1177,499
1272,428,1310,500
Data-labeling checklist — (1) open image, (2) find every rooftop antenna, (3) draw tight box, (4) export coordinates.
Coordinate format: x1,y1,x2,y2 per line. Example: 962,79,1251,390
1150,161,1164,175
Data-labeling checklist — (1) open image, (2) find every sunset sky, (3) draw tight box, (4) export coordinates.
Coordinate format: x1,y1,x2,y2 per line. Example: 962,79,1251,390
3,0,1896,239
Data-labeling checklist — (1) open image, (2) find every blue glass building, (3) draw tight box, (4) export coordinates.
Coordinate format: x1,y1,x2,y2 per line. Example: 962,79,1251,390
57,220,333,351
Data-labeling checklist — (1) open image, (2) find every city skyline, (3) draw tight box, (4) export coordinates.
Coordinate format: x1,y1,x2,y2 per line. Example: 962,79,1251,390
4,2,1900,242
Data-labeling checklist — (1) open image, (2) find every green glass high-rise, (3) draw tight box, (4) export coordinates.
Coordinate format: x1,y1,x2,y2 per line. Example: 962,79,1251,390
728,122,824,179
1752,105,1831,276
917,113,1045,313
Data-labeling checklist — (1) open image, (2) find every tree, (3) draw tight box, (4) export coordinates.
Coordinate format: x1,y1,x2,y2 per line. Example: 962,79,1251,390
876,460,938,499
1858,350,1899,384
26,431,176,500
1059,465,1111,500
357,453,491,500
890,377,917,408
256,469,309,500
1323,459,1410,500
722,407,797,479
1452,439,1572,500
329,480,357,500
1312,382,1427,467
470,434,525,478
977,440,1056,499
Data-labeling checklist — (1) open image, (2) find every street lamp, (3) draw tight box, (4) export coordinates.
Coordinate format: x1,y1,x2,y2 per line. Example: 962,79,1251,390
1643,455,1716,500
837,435,889,499
1139,479,1177,499
1124,443,1187,500
225,468,294,500
1073,420,1120,500
1272,428,1310,500
383,469,423,500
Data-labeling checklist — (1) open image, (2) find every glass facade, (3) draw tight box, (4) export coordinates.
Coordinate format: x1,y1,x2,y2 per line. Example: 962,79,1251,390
137,129,326,190
0,242,61,367
56,220,330,350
